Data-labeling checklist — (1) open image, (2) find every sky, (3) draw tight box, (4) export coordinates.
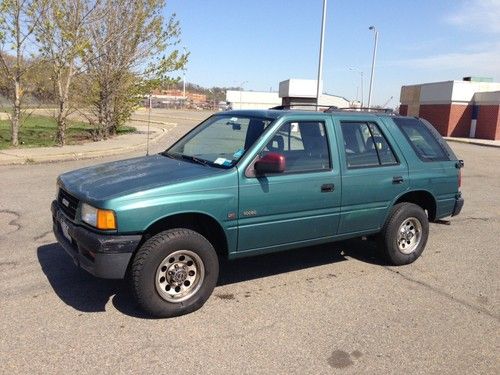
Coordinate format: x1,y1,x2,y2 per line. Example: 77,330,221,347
166,0,500,106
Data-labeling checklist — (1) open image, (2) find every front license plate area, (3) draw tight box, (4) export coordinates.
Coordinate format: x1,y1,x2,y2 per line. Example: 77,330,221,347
60,219,71,242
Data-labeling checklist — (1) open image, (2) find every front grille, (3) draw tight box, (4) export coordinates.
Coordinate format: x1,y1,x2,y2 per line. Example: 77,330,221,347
58,189,79,220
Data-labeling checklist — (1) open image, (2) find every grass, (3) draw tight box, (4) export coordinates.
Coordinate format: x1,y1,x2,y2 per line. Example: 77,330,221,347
0,115,135,149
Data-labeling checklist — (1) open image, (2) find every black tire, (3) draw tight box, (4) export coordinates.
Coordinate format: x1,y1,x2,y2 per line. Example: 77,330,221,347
379,203,429,265
131,228,219,318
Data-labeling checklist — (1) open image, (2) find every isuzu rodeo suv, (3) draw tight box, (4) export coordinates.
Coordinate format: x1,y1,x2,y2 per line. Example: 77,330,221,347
52,108,464,317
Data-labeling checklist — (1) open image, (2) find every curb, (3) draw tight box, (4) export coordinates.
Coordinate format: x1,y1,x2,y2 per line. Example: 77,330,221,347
444,137,500,149
0,121,177,166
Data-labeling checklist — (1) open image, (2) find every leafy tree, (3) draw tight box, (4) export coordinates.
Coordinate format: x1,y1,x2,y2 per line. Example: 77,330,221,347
37,0,98,145
0,0,47,146
83,0,188,139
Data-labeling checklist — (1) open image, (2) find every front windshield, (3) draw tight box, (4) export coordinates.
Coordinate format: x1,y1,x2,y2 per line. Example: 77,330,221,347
165,114,273,168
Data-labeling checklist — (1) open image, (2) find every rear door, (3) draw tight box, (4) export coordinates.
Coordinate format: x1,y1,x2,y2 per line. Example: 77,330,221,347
237,115,341,253
390,117,460,218
333,116,409,234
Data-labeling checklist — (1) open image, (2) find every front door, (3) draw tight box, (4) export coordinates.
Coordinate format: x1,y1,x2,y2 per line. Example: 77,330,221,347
237,117,341,253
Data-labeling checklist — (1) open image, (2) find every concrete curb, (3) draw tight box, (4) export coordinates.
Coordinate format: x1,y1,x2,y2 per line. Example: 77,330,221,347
444,137,500,149
0,121,177,166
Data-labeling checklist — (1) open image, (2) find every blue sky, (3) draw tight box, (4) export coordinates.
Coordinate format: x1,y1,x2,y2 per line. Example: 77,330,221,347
167,0,500,106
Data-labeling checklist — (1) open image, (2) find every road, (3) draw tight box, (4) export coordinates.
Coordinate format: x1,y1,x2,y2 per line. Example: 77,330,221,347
0,111,498,374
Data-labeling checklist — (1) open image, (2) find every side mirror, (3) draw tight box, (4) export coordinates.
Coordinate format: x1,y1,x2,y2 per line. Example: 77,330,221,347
254,153,286,174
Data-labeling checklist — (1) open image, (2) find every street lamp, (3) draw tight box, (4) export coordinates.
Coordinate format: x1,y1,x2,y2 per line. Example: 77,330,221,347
349,67,364,107
367,25,378,108
239,80,248,109
316,0,328,110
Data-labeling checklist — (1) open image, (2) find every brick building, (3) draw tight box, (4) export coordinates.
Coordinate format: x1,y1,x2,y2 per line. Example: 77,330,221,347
400,77,500,140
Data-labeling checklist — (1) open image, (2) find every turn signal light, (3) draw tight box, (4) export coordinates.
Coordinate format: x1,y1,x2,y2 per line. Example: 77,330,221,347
96,209,116,230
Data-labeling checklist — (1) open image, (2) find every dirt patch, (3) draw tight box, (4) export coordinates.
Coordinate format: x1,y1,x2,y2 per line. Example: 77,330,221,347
328,350,354,369
0,210,21,236
215,293,235,300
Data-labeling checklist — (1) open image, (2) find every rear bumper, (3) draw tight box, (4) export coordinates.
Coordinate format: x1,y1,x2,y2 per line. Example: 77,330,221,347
452,193,464,217
51,200,142,279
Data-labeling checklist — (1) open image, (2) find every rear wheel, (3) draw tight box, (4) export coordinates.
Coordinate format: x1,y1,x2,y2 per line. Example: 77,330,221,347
379,203,429,265
131,229,219,318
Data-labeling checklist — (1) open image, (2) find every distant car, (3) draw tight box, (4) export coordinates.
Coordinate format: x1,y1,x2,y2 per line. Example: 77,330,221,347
52,108,464,317
218,101,231,111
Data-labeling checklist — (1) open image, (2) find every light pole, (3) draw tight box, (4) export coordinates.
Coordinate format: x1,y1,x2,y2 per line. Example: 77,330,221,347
367,25,378,108
239,80,247,109
316,0,327,110
349,67,364,107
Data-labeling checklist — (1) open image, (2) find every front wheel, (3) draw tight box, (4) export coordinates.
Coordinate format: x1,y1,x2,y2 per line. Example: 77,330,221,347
379,203,429,265
131,229,219,318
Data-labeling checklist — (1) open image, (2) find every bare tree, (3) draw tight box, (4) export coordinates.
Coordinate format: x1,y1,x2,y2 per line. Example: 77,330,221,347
0,0,47,146
37,0,99,145
83,0,188,139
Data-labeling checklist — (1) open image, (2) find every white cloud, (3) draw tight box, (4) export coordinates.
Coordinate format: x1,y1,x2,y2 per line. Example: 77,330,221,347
446,0,500,33
385,43,500,77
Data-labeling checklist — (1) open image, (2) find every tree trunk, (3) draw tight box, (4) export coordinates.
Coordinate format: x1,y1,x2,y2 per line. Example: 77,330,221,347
11,79,21,147
55,66,73,146
55,98,67,146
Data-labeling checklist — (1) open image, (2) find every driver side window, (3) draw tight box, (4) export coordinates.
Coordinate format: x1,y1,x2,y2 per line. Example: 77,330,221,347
262,121,331,173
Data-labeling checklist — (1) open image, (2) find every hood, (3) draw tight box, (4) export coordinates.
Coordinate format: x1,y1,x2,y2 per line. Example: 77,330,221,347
58,155,224,202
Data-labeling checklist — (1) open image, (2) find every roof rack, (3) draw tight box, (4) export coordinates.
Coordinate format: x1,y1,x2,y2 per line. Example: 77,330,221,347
324,107,395,114
269,104,395,114
269,104,333,110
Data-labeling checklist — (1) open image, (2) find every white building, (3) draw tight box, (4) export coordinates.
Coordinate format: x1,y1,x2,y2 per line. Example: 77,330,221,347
226,90,281,110
226,78,351,110
279,79,350,108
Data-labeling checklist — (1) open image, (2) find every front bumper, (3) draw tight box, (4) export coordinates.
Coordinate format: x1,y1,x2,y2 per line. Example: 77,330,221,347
452,193,464,217
51,200,142,279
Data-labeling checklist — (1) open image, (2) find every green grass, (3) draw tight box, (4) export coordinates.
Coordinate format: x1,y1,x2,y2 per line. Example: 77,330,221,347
0,115,135,149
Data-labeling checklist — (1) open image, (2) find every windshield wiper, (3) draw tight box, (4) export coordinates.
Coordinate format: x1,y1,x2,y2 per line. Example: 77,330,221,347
163,151,211,167
161,151,181,159
182,155,211,167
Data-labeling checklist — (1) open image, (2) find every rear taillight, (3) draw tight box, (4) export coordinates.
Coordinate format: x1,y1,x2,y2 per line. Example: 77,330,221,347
456,160,464,189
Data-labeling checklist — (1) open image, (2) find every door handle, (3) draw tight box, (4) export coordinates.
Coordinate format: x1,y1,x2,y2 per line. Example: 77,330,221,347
392,176,404,184
321,183,335,192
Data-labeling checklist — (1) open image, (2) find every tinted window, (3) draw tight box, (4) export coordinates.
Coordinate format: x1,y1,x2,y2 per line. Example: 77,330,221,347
368,123,398,165
340,122,398,168
262,121,330,173
393,118,450,161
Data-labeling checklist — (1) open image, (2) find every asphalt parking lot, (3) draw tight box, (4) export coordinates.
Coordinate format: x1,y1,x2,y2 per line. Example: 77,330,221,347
0,111,498,374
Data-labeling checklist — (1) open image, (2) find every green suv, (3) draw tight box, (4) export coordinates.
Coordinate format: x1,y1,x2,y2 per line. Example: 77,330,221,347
52,108,464,317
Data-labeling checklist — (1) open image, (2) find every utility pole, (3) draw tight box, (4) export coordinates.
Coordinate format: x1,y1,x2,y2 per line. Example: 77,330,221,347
239,81,247,110
349,67,364,107
367,26,379,108
316,0,327,110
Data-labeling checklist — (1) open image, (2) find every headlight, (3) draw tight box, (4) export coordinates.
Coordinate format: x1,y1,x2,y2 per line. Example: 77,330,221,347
81,203,116,230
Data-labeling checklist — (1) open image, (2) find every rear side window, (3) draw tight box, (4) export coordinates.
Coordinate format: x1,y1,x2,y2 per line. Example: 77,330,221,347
393,118,451,161
340,122,398,168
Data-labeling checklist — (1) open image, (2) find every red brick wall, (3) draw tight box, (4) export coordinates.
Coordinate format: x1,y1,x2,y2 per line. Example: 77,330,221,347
476,105,500,140
418,104,472,137
419,104,451,136
448,104,473,137
399,104,408,115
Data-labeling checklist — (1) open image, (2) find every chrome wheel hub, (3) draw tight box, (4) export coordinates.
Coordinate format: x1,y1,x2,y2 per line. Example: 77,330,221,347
397,217,422,255
155,250,205,303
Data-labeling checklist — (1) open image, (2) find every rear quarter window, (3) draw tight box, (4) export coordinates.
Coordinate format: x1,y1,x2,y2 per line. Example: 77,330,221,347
393,117,456,161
